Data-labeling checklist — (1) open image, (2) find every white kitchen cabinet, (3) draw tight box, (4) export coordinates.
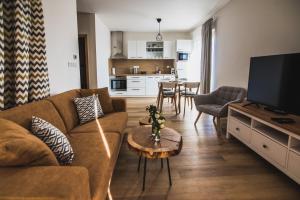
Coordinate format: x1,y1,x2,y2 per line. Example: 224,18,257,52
136,41,147,59
146,76,161,96
127,41,147,59
176,40,192,52
127,76,146,96
163,41,175,59
176,61,187,79
128,41,137,59
109,90,127,96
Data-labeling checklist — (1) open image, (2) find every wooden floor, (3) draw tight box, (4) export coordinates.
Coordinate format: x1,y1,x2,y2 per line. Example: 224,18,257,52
110,98,300,200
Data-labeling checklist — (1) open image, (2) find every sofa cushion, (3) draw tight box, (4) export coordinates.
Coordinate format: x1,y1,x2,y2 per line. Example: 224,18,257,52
0,166,90,200
0,100,67,134
70,112,128,134
81,87,114,114
73,95,104,124
47,90,81,132
0,118,59,167
32,116,74,165
69,132,121,200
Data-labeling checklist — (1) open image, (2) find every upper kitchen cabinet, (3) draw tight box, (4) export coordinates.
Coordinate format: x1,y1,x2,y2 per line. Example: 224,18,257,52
146,41,163,59
127,40,147,59
176,40,192,52
136,41,147,58
163,41,175,59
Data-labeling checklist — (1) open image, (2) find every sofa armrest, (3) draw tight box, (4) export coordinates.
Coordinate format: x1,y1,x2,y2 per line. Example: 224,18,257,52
112,98,127,112
0,166,90,200
194,94,215,106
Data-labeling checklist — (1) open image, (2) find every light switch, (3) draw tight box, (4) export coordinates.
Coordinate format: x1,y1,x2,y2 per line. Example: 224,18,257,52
68,61,77,68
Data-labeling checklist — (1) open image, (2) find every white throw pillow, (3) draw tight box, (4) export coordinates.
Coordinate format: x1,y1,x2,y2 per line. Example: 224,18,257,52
31,116,74,165
73,94,104,124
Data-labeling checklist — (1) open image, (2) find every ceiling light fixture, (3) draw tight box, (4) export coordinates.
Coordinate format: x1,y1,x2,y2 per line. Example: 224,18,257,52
156,18,163,41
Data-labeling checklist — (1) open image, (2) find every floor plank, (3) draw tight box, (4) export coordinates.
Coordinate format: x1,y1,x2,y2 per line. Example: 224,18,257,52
110,98,300,200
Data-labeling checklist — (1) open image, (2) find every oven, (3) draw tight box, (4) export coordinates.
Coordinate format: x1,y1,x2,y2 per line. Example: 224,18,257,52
110,76,127,91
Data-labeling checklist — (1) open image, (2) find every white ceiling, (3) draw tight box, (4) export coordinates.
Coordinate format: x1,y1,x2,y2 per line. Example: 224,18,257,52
76,0,230,32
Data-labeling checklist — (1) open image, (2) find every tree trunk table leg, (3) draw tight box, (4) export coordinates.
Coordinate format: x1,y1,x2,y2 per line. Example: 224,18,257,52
167,158,172,186
161,158,163,169
143,157,147,191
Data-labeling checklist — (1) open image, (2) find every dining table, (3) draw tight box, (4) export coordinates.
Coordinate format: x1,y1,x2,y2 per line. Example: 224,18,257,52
157,78,188,114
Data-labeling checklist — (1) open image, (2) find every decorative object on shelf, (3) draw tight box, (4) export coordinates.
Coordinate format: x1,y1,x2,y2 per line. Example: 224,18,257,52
146,105,166,142
156,18,163,41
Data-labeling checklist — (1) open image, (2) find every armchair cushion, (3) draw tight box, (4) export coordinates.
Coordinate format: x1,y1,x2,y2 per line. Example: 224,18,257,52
196,104,223,117
194,94,215,105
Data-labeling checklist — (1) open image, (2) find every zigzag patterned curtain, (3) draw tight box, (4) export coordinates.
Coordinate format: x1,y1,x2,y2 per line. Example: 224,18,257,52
0,0,50,110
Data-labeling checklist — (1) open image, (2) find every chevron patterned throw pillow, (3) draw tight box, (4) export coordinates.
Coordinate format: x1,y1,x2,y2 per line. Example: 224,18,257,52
31,116,74,165
73,94,104,124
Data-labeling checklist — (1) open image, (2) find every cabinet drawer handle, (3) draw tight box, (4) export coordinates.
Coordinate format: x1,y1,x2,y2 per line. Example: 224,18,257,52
132,89,140,91
131,81,141,82
262,144,268,149
235,127,240,131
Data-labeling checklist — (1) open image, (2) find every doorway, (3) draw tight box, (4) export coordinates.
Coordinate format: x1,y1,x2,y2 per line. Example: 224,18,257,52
78,34,89,89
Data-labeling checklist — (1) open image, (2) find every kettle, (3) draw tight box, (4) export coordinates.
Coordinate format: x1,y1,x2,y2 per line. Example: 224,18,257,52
133,66,139,74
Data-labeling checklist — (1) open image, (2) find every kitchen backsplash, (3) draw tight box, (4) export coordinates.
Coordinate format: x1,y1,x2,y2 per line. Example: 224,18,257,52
109,59,175,75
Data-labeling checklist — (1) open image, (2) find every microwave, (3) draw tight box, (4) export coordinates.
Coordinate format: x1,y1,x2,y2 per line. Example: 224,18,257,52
178,53,189,61
110,76,127,91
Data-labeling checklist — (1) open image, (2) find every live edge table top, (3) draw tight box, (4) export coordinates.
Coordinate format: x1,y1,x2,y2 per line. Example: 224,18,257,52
127,126,183,159
230,103,300,137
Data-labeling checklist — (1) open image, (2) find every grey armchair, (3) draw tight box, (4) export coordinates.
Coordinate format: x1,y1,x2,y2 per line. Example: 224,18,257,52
194,86,246,132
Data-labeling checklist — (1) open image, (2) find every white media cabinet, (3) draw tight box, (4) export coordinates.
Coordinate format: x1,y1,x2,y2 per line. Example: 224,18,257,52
227,103,300,184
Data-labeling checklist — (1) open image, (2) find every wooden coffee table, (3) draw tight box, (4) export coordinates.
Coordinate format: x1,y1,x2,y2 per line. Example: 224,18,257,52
138,116,151,126
127,125,182,191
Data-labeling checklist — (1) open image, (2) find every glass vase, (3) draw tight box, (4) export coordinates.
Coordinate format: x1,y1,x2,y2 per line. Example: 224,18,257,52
154,130,161,142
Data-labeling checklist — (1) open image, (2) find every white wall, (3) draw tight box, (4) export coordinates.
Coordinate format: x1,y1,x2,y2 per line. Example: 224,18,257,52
189,27,202,82
95,14,111,88
43,0,80,94
214,0,300,89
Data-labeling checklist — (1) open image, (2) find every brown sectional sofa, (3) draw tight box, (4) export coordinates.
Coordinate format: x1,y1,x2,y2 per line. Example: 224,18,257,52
0,89,128,200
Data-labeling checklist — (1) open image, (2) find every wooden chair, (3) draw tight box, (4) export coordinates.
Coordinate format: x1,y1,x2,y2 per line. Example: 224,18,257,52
159,82,178,114
180,82,200,116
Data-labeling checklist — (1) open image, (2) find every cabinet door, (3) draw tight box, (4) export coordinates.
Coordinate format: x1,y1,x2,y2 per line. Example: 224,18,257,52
163,41,175,59
146,76,160,96
128,41,137,59
176,40,192,52
136,41,147,59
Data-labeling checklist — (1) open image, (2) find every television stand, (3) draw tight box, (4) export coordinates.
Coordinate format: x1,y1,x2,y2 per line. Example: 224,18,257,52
227,103,300,184
242,102,260,108
264,106,288,115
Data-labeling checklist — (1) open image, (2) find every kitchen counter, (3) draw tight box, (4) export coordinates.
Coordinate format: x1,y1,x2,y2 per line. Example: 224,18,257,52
111,74,174,77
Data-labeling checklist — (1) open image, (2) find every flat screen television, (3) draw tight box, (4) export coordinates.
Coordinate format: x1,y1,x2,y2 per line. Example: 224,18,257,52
247,53,300,115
